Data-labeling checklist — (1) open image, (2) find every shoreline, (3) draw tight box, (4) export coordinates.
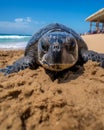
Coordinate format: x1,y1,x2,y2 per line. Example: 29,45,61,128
0,47,25,51
0,34,104,53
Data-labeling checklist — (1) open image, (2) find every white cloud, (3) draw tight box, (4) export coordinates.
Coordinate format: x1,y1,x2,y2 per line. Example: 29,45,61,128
0,17,45,34
0,21,30,34
26,17,31,23
14,17,32,23
14,18,24,22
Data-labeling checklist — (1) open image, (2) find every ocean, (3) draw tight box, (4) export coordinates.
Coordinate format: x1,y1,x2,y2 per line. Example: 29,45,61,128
0,34,31,49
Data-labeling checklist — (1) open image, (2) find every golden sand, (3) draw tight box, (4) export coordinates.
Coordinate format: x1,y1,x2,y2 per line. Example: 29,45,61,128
0,34,104,130
82,34,104,53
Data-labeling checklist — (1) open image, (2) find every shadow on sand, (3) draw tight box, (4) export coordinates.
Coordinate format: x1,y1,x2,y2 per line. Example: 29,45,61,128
45,65,85,83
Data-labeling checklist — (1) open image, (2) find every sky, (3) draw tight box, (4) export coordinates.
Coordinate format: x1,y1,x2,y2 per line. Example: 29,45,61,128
0,0,104,34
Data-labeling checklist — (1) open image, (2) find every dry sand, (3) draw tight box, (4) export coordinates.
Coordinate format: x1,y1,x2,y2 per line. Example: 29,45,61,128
0,34,104,130
82,34,104,53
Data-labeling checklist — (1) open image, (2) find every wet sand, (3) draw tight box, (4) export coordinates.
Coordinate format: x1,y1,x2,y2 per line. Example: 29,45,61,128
0,34,104,130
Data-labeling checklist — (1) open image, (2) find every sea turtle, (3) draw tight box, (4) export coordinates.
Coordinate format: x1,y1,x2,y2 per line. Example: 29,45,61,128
0,23,104,80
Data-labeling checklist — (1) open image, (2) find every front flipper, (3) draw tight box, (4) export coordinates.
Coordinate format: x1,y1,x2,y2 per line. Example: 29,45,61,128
0,56,35,75
81,50,104,67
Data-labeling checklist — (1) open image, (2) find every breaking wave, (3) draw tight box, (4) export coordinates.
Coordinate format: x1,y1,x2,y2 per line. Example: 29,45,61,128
0,34,31,49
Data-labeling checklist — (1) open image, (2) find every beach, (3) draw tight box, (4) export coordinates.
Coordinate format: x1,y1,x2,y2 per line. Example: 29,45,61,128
82,34,104,53
0,34,104,130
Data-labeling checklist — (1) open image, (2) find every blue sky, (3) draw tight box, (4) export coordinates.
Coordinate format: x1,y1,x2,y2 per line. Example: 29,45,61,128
0,0,104,34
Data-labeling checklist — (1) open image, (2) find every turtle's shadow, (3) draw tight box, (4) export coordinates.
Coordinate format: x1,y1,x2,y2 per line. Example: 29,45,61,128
45,65,85,83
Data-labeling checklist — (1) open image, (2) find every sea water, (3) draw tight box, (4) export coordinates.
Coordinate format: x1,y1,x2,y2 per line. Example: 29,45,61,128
0,34,31,49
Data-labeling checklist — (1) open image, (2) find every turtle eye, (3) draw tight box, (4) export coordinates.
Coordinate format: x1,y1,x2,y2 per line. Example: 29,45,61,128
65,40,76,51
70,40,76,48
41,42,49,52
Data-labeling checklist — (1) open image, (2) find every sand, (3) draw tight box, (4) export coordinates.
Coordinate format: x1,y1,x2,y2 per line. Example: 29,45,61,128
0,34,104,130
82,34,104,53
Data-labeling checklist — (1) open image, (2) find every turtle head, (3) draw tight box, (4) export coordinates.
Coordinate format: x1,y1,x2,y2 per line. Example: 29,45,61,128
38,31,78,71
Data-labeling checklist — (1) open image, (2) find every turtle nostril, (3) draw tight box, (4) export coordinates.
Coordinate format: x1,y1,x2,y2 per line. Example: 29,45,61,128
53,44,60,51
54,45,59,49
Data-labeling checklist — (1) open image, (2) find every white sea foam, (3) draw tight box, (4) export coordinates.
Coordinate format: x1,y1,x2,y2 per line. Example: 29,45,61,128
0,34,31,49
0,35,30,39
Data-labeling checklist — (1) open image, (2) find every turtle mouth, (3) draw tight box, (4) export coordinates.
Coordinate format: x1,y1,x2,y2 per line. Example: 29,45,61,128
41,60,76,71
40,53,77,71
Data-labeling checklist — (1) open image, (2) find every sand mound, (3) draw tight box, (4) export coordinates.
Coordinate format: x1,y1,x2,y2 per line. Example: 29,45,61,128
0,50,104,130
